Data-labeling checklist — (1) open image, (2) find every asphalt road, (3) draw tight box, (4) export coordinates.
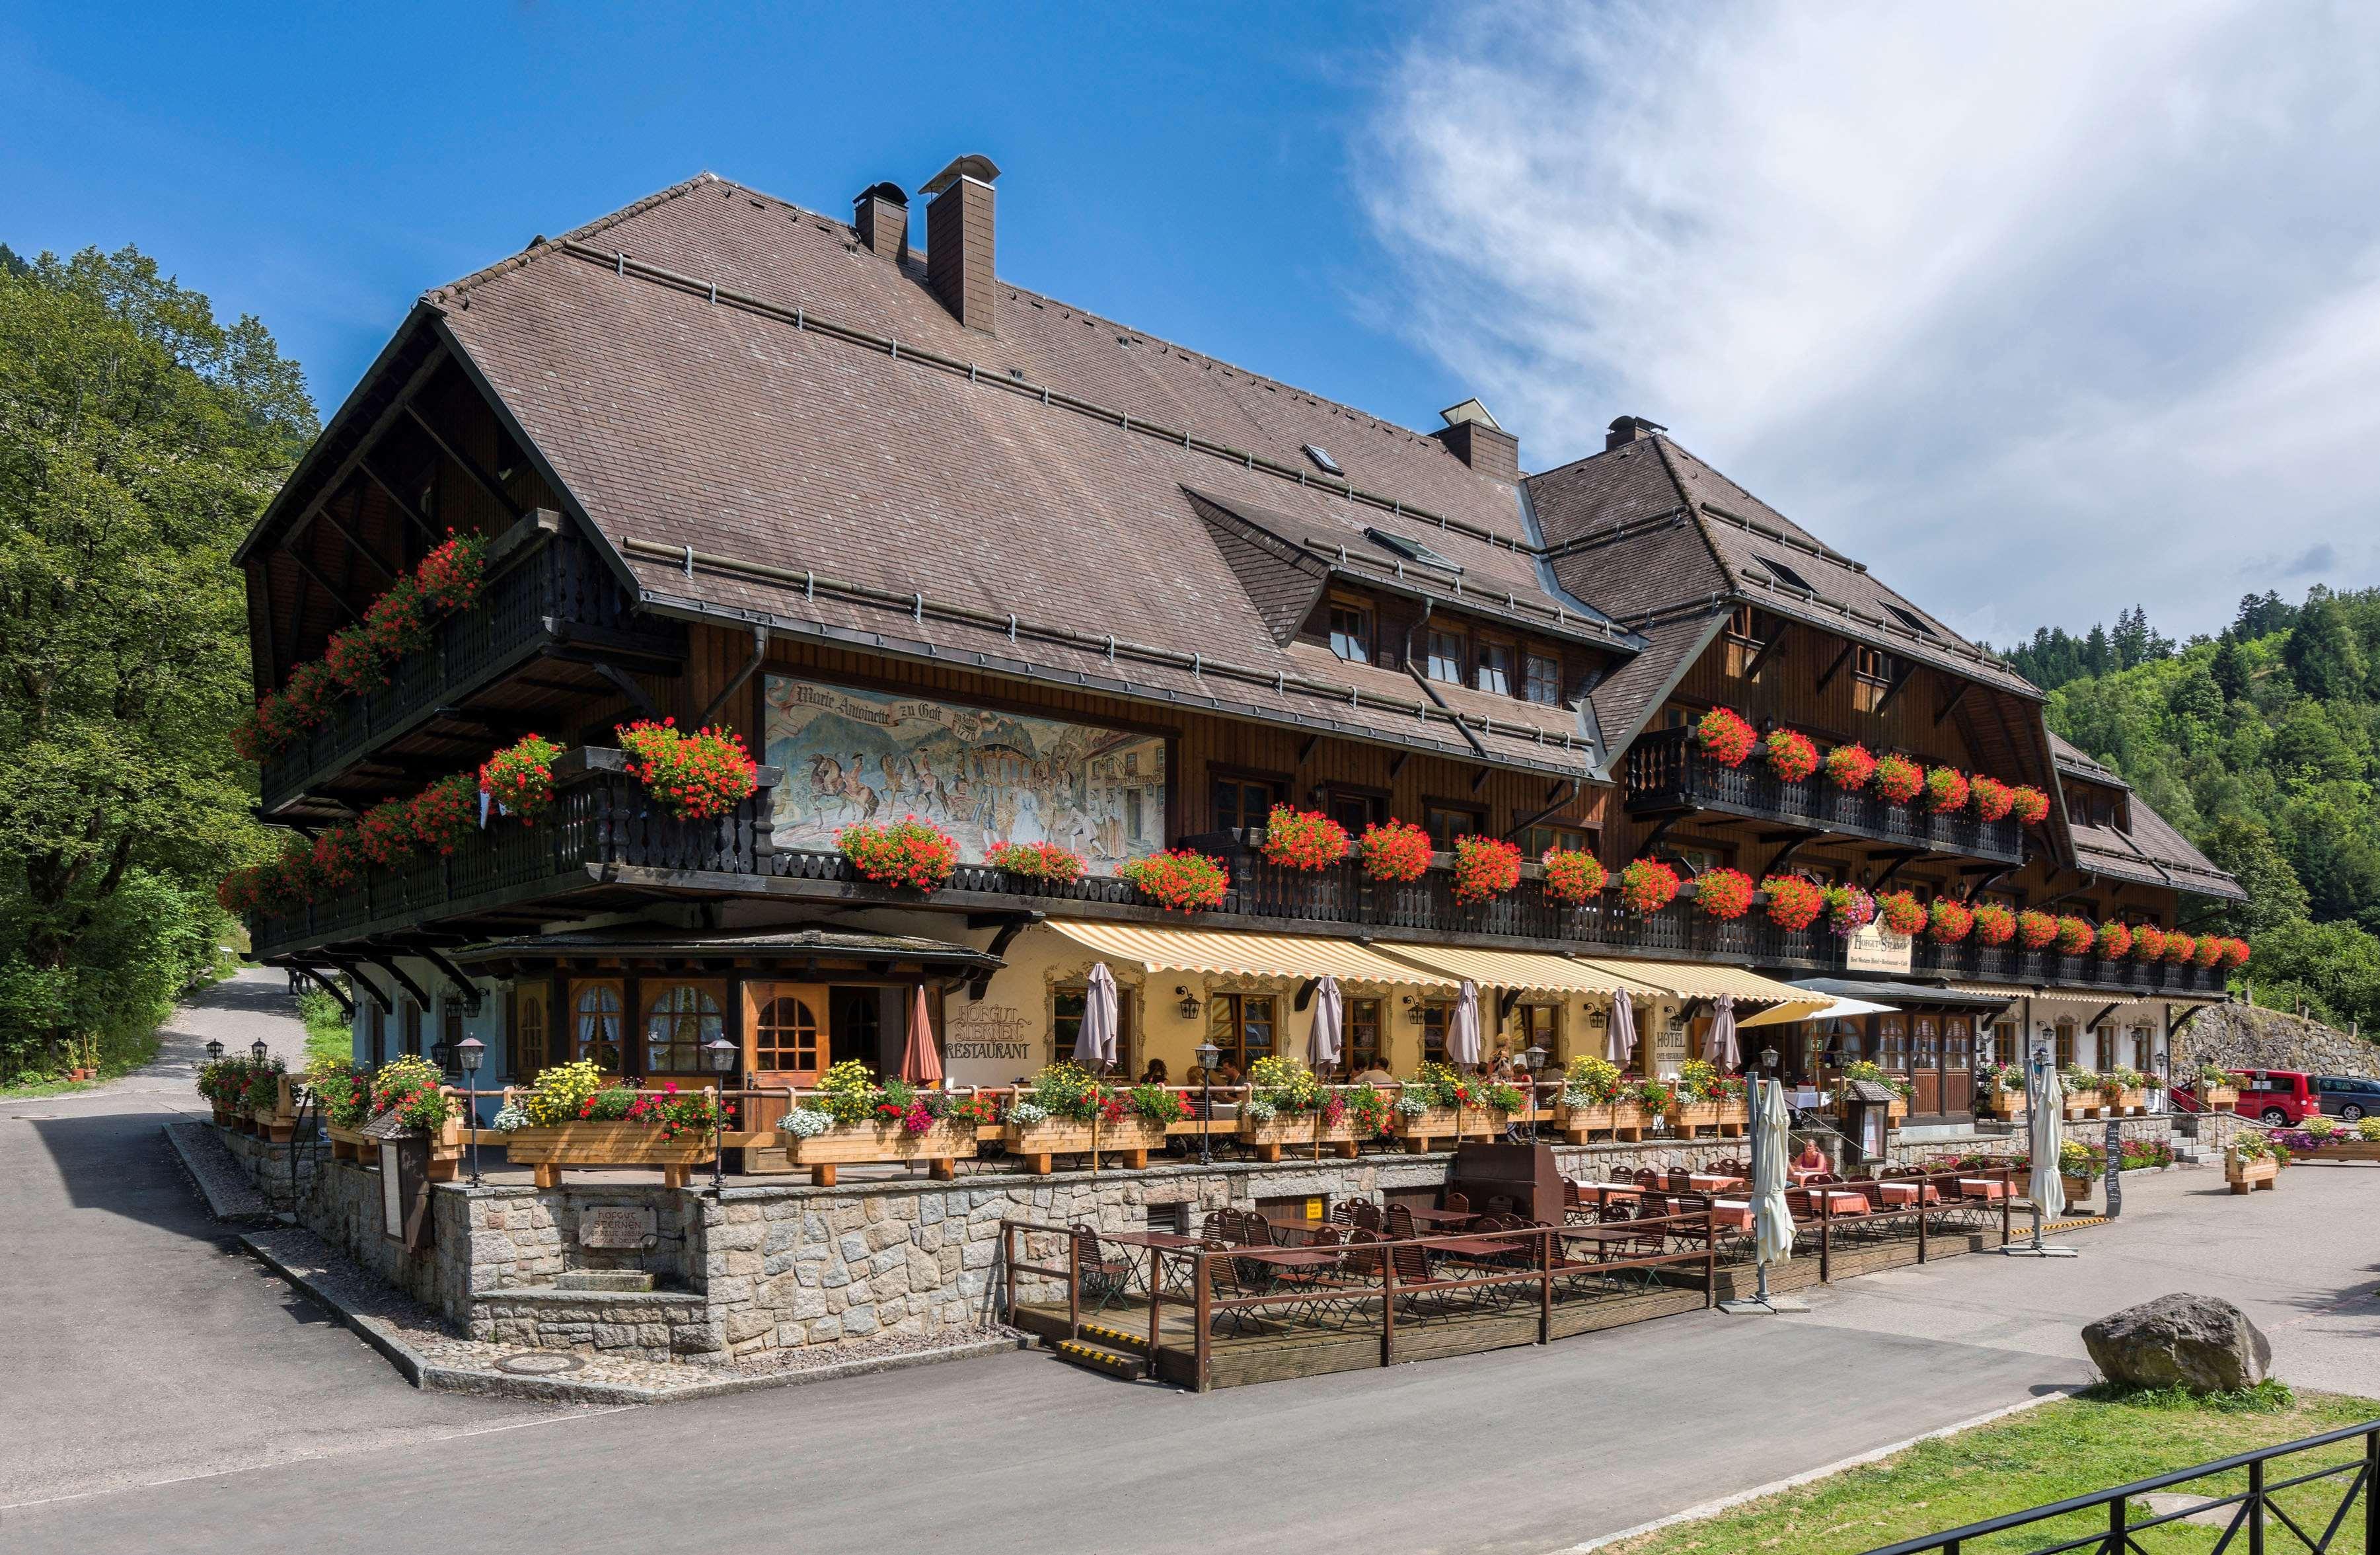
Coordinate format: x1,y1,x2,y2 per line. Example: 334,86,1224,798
5,973,2375,1554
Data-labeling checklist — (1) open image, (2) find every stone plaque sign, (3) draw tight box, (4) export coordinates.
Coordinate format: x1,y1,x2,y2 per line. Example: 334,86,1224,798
1844,921,1914,975
579,1205,658,1250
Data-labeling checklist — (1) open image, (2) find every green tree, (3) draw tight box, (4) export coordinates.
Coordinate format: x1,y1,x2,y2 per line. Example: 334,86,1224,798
2284,588,2364,701
0,246,313,1075
2210,635,2247,701
2195,815,2309,935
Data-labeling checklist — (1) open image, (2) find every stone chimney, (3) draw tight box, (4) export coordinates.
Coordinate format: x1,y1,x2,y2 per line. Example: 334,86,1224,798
1433,398,1519,483
920,153,1000,333
1606,414,1667,451
852,181,909,262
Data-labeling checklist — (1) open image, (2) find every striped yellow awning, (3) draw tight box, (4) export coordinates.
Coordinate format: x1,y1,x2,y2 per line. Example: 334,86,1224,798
1043,921,1458,988
1575,957,1832,1020
1366,944,1666,998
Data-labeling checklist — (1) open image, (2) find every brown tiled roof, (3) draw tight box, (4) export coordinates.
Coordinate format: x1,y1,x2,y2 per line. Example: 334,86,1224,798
2048,730,2126,787
408,173,1628,780
2041,732,2241,901
1528,434,2040,702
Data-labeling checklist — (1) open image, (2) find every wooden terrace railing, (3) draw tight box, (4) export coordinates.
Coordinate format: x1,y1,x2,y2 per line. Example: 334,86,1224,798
1623,726,2026,865
1910,937,2229,997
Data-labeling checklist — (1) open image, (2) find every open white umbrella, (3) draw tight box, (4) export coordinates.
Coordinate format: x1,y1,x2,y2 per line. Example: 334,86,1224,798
1306,974,1343,1069
1447,980,1483,1067
1074,962,1119,1071
1709,993,1740,1071
1607,994,1637,1067
2026,1055,2066,1221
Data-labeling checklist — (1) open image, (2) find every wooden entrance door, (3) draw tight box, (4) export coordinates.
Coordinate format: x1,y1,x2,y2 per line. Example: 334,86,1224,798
1941,1015,1975,1115
745,982,827,1137
1910,1014,1944,1116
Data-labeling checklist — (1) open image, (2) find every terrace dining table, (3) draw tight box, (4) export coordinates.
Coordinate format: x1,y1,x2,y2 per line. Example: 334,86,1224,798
1707,1197,1756,1233
1573,1182,1643,1207
1094,1228,1206,1296
1815,1190,1871,1217
1956,1177,2011,1201
1875,1180,1943,1208
1400,1205,1477,1230
1680,1172,1746,1194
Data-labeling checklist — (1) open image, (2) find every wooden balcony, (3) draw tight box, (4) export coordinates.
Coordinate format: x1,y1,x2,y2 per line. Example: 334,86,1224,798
1910,939,2228,998
1623,726,2025,865
257,517,684,815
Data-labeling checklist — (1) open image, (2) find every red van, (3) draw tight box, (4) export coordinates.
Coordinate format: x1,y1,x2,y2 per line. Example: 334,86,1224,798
2229,1070,2319,1126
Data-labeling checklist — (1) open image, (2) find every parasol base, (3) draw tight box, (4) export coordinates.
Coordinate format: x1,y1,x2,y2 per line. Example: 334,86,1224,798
1999,1244,2081,1258
1718,1295,1809,1314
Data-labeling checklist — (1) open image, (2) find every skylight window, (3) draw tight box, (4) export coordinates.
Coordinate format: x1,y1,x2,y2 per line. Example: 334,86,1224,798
1302,443,1344,476
1751,552,1816,593
1883,603,1940,639
1364,527,1462,574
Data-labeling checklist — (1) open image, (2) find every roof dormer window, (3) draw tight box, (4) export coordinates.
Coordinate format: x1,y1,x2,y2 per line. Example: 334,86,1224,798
1883,603,1940,640
1302,443,1344,476
1364,527,1462,574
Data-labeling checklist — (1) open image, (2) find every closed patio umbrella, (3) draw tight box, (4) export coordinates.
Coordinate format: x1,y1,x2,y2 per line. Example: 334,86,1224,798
1607,993,1637,1067
1448,979,1483,1067
1306,974,1343,1069
1709,993,1740,1071
2026,1054,2065,1222
899,984,944,1085
1074,962,1119,1072
1752,1077,1795,1269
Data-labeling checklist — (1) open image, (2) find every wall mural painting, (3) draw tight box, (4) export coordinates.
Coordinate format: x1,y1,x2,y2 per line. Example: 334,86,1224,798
764,677,1168,865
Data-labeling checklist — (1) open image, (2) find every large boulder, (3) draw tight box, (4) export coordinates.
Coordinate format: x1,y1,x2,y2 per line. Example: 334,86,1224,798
2083,1294,2272,1393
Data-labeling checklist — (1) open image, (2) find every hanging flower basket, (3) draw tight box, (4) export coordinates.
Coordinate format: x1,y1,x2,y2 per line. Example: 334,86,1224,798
1970,775,2015,822
986,840,1086,884
480,733,564,823
1618,857,1680,914
2130,924,2168,962
1358,820,1434,884
1824,741,1877,792
1926,897,1974,943
1922,767,1971,815
2053,915,2095,956
356,798,417,868
616,719,760,821
838,815,961,893
1541,848,1608,905
1450,835,1523,904
2095,921,2134,960
310,827,365,892
1260,804,1351,871
2219,937,2251,969
2194,934,2226,968
2162,931,2198,964
408,773,479,856
1762,727,1819,782
1821,884,1875,936
1693,707,1758,767
2013,909,2058,951
1871,754,1923,805
1762,875,1824,930
2009,785,2052,825
412,530,490,615
1971,903,2017,946
1693,866,1756,921
1121,849,1229,912
1875,890,1925,936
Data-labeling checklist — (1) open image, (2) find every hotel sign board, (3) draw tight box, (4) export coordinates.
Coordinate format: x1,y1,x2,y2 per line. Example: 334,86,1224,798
1845,922,1914,975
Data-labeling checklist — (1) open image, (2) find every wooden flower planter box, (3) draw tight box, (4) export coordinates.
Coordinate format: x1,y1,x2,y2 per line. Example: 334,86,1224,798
782,1118,976,1186
504,1123,714,1188
2108,1086,2146,1116
1238,1111,1361,1163
1557,1100,1650,1143
2293,1139,2380,1163
1985,1090,2025,1120
1394,1105,1506,1153
2062,1092,2107,1121
1003,1115,1169,1174
1667,1098,1748,1139
2226,1152,2279,1194
2200,1084,2239,1111
2060,1174,2096,1207
325,1121,371,1161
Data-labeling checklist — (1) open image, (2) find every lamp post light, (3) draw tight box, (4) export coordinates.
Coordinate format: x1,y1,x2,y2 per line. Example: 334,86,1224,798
704,1035,738,1192
1520,1044,1545,1141
1195,1040,1221,1166
204,1040,223,1065
456,1036,485,1187
250,1037,269,1065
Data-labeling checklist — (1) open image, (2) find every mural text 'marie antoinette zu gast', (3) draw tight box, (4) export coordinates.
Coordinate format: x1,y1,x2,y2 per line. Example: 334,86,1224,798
762,676,1169,865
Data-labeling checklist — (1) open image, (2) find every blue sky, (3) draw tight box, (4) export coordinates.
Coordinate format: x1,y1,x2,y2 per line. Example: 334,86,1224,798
9,2,2379,642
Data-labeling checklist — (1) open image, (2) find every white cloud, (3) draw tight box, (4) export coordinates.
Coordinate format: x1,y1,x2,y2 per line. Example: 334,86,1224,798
1358,0,2380,642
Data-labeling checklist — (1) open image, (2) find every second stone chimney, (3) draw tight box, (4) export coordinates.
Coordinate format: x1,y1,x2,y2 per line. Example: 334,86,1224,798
921,153,1000,334
1605,414,1667,451
852,181,909,262
1434,398,1520,483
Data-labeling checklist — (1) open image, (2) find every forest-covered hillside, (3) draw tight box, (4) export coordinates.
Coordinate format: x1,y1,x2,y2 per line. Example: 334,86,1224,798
2007,588,2380,1032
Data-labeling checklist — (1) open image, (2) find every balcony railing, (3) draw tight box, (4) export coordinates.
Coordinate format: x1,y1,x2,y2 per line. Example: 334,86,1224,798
258,520,684,813
1910,938,2228,997
1623,726,2025,865
251,749,775,956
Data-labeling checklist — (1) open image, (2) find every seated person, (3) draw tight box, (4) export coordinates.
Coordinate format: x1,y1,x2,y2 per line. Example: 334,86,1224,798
1354,1055,1395,1085
1793,1139,1830,1176
1138,1058,1169,1086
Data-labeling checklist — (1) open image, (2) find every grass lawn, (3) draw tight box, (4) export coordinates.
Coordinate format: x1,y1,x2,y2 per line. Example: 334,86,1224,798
297,987,351,1071
1607,1385,2380,1554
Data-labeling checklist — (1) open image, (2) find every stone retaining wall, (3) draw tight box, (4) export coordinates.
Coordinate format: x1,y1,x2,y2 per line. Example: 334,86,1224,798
2180,1002,2380,1079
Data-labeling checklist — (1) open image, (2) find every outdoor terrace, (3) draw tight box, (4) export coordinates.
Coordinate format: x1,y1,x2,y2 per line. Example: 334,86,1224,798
1622,725,2027,866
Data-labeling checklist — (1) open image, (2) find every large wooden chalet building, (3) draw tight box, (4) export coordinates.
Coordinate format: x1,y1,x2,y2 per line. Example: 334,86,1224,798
235,157,2242,1129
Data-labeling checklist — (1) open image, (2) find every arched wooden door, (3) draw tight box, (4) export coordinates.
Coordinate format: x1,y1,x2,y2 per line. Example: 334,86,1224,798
743,982,828,1137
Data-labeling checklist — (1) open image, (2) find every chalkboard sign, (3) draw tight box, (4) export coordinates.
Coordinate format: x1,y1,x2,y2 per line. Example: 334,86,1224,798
2103,1118,2122,1218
